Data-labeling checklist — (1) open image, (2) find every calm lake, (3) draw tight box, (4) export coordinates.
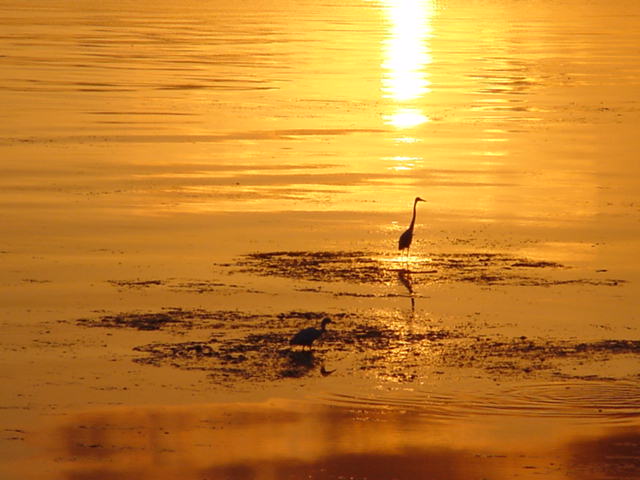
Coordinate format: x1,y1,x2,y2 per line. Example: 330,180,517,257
1,0,639,478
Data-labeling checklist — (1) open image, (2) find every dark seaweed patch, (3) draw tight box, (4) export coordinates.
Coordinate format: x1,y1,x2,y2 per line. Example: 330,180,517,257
78,311,181,331
75,308,640,385
107,279,165,289
106,278,248,294
76,308,272,331
170,281,229,293
133,332,326,381
233,251,624,287
113,309,640,385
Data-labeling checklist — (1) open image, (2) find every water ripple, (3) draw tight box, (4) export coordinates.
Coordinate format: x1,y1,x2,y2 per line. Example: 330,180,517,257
322,380,640,423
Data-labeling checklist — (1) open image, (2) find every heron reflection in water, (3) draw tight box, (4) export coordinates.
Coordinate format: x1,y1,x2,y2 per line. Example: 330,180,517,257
398,269,416,318
399,197,426,260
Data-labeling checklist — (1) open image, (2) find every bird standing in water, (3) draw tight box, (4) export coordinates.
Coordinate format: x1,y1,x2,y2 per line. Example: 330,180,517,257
290,317,332,350
398,197,426,256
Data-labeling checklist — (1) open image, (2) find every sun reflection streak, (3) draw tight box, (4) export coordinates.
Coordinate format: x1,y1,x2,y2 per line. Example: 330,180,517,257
384,108,429,129
383,155,423,172
378,254,434,269
381,0,434,130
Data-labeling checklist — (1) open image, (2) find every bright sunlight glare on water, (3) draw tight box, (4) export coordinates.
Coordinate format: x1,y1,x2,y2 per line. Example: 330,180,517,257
1,0,640,479
381,0,433,129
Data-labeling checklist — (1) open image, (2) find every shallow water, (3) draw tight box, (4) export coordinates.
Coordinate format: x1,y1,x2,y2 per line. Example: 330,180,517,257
1,0,640,478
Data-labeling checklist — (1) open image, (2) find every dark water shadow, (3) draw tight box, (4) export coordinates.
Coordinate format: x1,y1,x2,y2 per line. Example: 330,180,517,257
29,400,640,480
567,427,640,479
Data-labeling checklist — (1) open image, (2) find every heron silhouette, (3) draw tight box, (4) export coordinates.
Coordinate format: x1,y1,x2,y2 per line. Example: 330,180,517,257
290,317,332,350
398,197,426,257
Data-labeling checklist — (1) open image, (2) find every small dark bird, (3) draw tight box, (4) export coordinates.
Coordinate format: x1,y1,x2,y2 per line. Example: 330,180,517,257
290,317,332,350
398,197,426,254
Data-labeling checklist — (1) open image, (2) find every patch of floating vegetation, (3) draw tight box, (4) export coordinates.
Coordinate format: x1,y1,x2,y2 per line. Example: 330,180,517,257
446,337,640,377
76,308,273,331
234,251,625,287
170,280,229,293
129,310,349,381
107,279,165,289
106,278,262,294
76,308,640,384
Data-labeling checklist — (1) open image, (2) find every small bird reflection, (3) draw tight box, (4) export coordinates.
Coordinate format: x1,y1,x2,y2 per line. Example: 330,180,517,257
320,365,336,377
281,350,336,378
289,350,315,368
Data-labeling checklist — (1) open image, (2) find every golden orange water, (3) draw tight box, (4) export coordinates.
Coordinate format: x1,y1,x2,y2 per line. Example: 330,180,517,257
1,0,639,478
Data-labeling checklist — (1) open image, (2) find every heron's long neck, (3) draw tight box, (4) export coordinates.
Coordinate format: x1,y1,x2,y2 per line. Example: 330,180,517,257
409,200,418,230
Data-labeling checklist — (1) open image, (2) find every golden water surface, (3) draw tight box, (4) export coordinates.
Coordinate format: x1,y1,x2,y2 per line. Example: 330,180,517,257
1,0,639,478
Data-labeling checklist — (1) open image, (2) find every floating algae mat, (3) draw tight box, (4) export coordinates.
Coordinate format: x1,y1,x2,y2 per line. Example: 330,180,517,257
76,309,640,386
232,251,624,287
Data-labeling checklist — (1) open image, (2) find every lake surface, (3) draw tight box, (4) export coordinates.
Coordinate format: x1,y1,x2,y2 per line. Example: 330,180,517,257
1,0,639,478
